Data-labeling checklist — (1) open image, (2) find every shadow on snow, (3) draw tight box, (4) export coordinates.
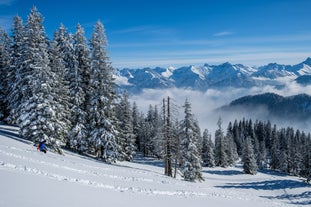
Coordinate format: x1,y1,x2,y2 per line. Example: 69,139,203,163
261,191,311,205
203,169,244,176
216,179,309,190
216,179,311,205
0,125,32,145
133,153,165,168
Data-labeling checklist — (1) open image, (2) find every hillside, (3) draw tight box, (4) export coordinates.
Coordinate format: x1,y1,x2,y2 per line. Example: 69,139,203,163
0,125,310,207
221,93,311,121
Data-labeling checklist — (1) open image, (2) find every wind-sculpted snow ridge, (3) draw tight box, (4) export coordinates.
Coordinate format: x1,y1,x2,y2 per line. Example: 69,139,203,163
0,125,310,207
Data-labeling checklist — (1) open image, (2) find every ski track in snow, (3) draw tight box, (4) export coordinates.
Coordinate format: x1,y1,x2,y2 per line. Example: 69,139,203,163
0,132,309,207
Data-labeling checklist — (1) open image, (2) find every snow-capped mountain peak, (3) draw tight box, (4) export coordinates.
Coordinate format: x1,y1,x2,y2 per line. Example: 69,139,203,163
161,66,175,78
190,65,206,80
115,58,311,93
294,57,311,76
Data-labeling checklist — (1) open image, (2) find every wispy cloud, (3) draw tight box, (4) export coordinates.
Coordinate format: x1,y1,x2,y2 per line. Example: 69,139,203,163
213,31,234,37
112,26,154,34
111,25,176,37
110,31,311,68
0,0,16,6
111,49,311,69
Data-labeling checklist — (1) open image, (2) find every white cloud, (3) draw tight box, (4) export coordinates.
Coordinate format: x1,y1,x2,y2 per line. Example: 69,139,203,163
213,31,234,37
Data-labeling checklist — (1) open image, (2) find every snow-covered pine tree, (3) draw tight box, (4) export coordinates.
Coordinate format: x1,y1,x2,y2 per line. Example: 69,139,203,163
0,28,11,121
180,99,203,181
201,129,215,167
88,21,120,163
18,7,64,153
7,15,24,124
214,117,228,167
67,24,90,153
116,91,136,161
242,136,258,175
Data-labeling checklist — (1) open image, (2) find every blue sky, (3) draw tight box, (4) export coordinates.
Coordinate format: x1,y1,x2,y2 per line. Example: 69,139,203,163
1,0,311,68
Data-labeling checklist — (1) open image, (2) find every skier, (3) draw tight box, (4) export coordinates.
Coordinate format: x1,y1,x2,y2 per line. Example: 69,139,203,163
37,139,47,153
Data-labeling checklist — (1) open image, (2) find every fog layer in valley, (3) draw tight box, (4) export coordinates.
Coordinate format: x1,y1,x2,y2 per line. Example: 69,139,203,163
130,78,311,137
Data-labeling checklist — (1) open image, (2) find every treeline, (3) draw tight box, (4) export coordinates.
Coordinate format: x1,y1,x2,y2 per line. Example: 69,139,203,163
0,7,310,182
211,119,311,178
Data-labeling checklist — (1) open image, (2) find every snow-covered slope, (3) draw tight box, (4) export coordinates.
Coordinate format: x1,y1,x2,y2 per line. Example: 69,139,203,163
1,125,310,207
115,58,311,93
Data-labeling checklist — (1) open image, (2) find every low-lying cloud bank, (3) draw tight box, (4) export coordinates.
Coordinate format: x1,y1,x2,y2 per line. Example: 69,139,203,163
130,78,311,137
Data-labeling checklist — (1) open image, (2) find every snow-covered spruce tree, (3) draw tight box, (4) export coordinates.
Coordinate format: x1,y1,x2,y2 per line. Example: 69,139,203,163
180,99,203,181
137,115,152,157
201,129,215,167
18,7,64,153
0,28,11,121
67,24,91,153
242,136,258,175
88,21,120,163
151,105,164,158
159,97,180,177
254,120,268,169
232,120,243,156
225,122,239,166
163,97,173,177
214,117,228,167
270,125,279,170
7,15,24,124
116,91,136,161
48,40,72,153
291,129,303,176
193,119,202,156
278,128,290,173
303,135,311,182
132,102,141,151
143,105,156,156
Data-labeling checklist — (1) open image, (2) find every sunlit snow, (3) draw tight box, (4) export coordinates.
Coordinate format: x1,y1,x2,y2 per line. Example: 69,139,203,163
0,125,310,207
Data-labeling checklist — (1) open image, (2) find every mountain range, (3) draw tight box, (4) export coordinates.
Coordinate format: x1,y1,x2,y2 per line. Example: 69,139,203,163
114,58,311,93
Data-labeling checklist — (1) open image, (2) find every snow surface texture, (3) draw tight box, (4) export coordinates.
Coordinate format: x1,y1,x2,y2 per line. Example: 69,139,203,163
0,125,310,207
